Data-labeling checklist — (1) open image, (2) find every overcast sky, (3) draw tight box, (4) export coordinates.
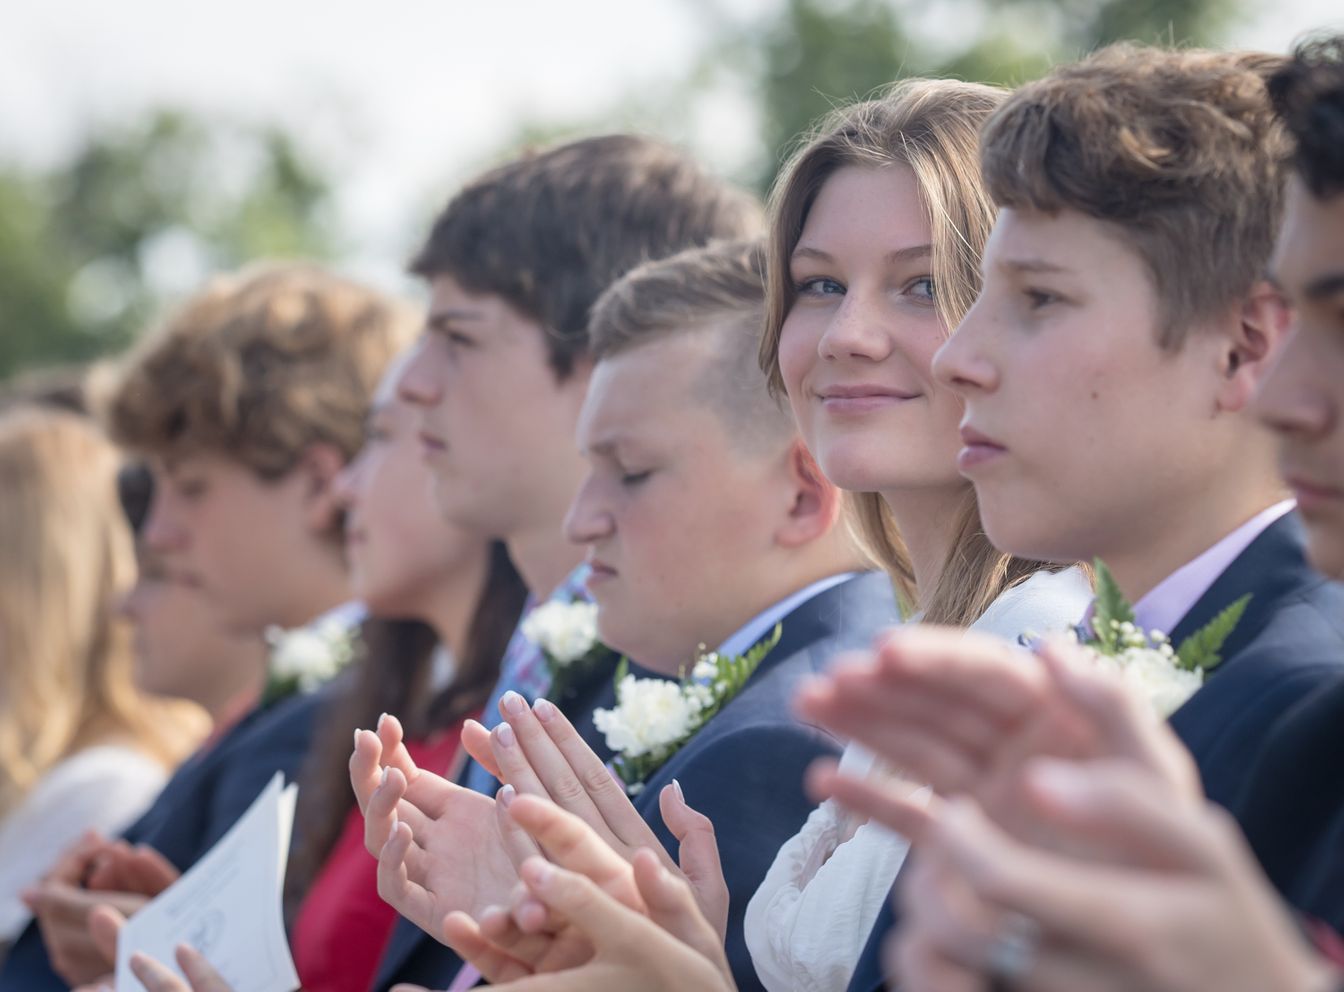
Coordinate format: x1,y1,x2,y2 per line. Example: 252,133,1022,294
3,0,1341,290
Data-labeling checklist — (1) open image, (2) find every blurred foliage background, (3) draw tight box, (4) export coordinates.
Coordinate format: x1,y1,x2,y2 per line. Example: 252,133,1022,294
0,0,1247,384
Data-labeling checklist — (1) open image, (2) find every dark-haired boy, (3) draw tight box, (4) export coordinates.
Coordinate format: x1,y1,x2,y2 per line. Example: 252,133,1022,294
361,135,761,990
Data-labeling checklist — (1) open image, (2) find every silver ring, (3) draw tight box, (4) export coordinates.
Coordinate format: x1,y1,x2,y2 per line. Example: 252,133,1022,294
985,910,1040,984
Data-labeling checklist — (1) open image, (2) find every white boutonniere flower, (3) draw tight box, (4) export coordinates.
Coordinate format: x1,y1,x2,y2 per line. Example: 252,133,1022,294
263,615,360,703
595,624,782,795
521,599,613,700
1071,559,1250,718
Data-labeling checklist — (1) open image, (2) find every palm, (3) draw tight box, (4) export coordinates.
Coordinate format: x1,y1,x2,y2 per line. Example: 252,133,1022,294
394,774,521,926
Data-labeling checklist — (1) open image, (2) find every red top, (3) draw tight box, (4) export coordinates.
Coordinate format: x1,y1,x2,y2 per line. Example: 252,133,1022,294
291,725,467,992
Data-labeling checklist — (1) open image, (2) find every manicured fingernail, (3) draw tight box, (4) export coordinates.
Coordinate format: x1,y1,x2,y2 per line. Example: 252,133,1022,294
534,698,556,722
672,778,684,802
354,729,362,749
377,712,388,730
502,690,526,716
499,784,516,808
380,766,389,786
495,723,516,748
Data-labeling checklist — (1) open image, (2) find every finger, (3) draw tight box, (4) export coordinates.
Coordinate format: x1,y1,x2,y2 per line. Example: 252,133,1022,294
376,712,420,782
490,720,553,802
658,781,728,936
496,787,544,871
799,669,1015,763
514,857,647,952
808,762,936,843
125,845,181,895
506,795,639,900
928,796,1192,955
896,855,999,969
532,698,657,855
376,821,438,932
1022,759,1225,872
129,952,190,992
440,911,534,984
86,906,125,966
463,719,504,780
175,945,232,992
1037,639,1201,796
631,849,731,973
29,882,101,929
500,694,605,822
363,766,403,855
350,727,386,815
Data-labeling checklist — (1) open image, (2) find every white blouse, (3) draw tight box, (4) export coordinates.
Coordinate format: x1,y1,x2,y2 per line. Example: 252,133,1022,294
0,745,168,942
744,567,1093,992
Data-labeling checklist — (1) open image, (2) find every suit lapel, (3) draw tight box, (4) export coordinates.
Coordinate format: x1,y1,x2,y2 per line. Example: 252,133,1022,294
1168,513,1313,669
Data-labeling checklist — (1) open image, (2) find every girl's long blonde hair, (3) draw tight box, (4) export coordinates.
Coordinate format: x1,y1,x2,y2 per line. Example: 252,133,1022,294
760,78,1062,625
0,408,205,815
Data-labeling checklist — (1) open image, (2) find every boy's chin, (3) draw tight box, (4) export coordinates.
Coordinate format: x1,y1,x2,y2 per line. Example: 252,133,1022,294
1303,522,1344,583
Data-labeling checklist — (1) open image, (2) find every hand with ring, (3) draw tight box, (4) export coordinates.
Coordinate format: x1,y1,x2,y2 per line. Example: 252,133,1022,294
891,760,1341,992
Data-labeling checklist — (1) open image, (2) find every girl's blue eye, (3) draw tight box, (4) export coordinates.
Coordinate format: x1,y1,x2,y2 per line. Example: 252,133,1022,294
796,277,845,297
1025,289,1058,310
620,470,652,487
907,277,935,301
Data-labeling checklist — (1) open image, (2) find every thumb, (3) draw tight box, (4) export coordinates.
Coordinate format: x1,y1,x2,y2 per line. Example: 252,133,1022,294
515,857,643,953
658,781,728,938
1022,759,1224,873
462,720,503,780
631,849,732,974
87,905,125,966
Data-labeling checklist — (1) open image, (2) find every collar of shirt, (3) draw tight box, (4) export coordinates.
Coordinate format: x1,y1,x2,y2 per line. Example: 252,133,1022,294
1132,499,1295,638
715,572,858,659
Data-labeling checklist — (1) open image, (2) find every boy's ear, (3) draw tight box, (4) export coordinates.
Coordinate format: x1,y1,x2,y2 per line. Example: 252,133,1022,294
297,442,349,536
776,439,842,549
1216,280,1293,414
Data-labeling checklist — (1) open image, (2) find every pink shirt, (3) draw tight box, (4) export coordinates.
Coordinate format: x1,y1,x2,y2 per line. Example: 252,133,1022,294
1132,500,1295,639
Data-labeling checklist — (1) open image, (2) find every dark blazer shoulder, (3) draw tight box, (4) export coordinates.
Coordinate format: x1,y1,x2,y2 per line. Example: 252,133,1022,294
127,688,324,865
1168,513,1344,807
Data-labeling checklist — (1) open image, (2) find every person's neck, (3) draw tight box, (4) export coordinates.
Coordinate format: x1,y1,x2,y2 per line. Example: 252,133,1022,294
282,553,352,630
419,552,492,661
645,544,864,675
198,639,269,725
1102,479,1288,605
506,522,583,599
880,483,971,613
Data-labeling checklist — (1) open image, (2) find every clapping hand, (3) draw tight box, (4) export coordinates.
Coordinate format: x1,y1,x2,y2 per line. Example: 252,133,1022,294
348,714,520,932
410,801,734,992
459,690,729,933
799,627,1201,846
894,759,1340,992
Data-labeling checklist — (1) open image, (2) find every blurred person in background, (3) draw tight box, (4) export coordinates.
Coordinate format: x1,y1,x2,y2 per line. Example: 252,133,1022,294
0,410,207,956
282,352,526,992
1,261,416,990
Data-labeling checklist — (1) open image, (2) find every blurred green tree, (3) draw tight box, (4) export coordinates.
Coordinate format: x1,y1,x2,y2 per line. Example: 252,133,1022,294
715,0,1248,191
0,109,339,381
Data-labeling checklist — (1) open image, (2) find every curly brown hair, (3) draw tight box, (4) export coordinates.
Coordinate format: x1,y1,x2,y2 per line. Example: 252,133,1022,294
102,262,419,480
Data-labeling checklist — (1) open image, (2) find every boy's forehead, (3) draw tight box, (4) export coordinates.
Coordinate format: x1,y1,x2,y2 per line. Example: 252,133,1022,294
582,337,717,437
1273,180,1344,294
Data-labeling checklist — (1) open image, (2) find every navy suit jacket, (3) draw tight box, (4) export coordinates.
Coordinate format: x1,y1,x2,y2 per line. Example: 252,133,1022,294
847,514,1344,992
371,653,621,990
0,691,322,992
1237,672,1344,933
374,571,898,992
